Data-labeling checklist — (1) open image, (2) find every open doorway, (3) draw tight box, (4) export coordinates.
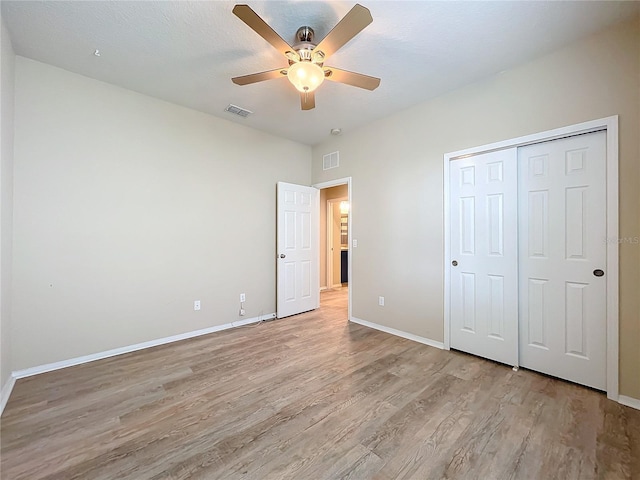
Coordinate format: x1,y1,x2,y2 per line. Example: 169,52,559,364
314,178,351,319
324,192,348,290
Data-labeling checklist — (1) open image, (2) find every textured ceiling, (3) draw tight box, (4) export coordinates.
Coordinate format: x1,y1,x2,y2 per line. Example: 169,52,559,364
2,1,638,146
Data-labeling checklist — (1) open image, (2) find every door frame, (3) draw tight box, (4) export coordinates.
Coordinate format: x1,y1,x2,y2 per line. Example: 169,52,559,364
326,196,348,289
314,177,352,321
443,115,619,400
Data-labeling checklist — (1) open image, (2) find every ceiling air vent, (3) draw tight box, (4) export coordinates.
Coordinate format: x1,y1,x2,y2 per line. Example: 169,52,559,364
323,151,339,170
224,104,253,118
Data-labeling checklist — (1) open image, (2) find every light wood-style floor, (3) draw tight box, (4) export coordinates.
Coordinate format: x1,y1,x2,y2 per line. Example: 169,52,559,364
1,288,639,479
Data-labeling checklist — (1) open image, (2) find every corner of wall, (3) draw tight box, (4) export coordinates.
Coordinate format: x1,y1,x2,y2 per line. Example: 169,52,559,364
0,14,16,407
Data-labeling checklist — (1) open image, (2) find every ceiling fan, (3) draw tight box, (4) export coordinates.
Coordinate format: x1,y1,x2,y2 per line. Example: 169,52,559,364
231,3,381,110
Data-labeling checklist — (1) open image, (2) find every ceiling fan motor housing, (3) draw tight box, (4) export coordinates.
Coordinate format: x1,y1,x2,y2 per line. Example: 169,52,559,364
291,26,321,64
296,26,315,43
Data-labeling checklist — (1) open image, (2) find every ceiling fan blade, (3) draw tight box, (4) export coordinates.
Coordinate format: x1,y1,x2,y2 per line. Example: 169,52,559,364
232,68,287,86
233,4,296,57
301,91,316,110
312,4,373,59
323,67,380,90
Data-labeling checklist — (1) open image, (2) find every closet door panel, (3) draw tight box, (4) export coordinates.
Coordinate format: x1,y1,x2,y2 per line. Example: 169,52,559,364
450,148,518,366
518,131,607,390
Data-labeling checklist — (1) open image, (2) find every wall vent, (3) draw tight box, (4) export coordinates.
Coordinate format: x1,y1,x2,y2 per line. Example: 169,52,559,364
323,151,339,170
224,104,253,118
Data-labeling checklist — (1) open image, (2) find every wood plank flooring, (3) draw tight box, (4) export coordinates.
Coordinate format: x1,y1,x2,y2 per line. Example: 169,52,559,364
1,288,639,479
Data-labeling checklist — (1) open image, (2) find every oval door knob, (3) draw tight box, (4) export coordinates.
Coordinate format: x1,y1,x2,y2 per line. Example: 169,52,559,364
593,269,604,277
452,260,458,266
279,254,286,259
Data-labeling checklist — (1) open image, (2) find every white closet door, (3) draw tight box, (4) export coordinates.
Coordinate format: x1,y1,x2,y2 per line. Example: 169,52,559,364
518,131,607,390
450,149,519,366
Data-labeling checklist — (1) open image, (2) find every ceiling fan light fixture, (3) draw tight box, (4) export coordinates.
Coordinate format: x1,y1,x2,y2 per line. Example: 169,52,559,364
231,3,379,110
287,61,324,93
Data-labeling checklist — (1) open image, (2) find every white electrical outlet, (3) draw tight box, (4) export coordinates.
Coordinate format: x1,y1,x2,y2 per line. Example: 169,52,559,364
239,308,245,316
194,300,201,311
353,239,358,248
378,296,385,306
240,293,246,302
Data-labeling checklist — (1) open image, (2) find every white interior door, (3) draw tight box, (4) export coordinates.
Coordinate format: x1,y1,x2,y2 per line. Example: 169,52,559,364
277,182,319,318
518,131,607,390
450,148,519,366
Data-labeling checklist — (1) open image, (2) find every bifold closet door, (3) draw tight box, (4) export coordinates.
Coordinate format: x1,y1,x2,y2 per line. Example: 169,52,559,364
450,148,519,366
518,131,607,390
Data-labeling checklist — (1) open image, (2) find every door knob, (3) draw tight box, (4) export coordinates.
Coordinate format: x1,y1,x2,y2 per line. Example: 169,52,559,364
452,260,458,266
593,269,604,277
279,254,286,259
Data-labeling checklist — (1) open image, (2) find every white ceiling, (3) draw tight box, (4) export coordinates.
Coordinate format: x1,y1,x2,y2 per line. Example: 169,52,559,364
2,1,638,146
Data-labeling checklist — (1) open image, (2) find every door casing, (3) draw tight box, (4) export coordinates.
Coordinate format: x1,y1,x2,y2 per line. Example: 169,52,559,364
443,116,619,400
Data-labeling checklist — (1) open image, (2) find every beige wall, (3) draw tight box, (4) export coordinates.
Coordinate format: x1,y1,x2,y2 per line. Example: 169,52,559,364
311,18,640,399
1,16,15,390
319,184,347,288
11,57,311,371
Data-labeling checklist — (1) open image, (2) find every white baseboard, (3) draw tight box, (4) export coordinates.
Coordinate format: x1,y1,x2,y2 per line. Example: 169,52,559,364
618,395,640,411
350,317,445,350
5,310,635,414
1,374,16,416
349,318,640,410
12,312,276,380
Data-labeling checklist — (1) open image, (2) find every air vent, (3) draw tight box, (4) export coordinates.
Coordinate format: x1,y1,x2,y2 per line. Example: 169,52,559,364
323,151,339,170
224,104,253,118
